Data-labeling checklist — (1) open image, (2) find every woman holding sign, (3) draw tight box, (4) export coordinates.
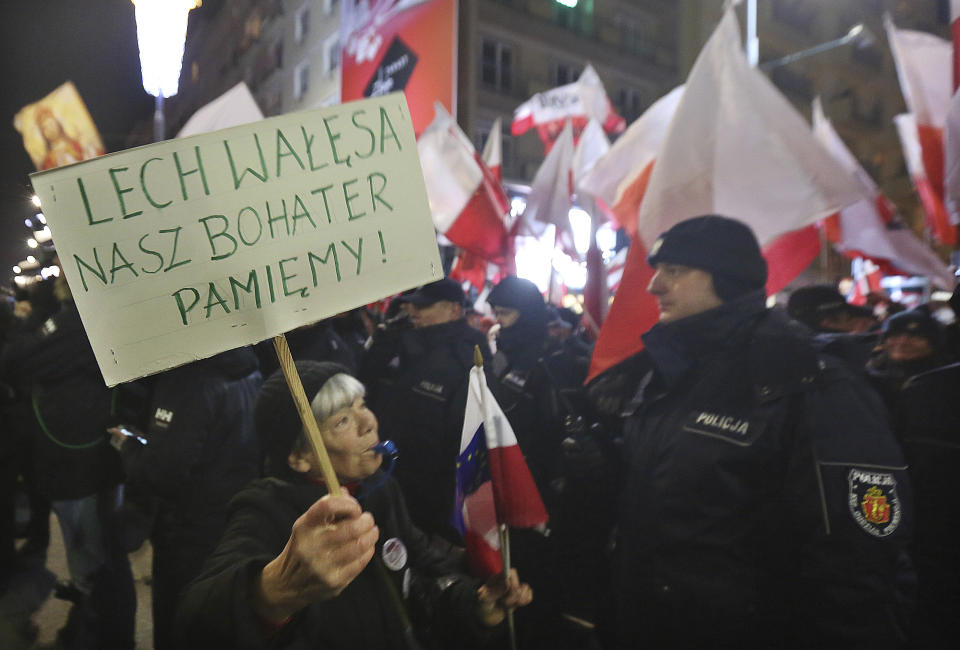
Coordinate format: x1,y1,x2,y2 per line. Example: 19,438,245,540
175,361,531,649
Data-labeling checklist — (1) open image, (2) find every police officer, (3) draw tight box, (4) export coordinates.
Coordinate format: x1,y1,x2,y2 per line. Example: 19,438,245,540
360,278,489,544
591,215,914,648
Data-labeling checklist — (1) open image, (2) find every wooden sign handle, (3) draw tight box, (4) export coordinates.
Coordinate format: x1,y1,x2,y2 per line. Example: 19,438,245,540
272,334,342,496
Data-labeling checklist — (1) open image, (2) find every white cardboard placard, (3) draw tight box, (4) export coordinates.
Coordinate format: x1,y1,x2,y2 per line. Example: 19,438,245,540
31,93,442,386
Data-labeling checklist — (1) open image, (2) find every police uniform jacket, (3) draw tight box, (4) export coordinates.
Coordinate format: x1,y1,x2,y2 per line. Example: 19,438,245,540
361,319,489,543
607,292,913,649
893,363,960,646
175,472,492,650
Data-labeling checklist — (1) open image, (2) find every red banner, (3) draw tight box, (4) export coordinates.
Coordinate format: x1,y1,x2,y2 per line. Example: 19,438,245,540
341,0,457,137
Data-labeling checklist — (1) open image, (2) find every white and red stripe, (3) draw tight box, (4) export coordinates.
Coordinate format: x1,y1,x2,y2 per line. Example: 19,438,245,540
885,15,956,246
418,103,512,263
814,99,954,288
587,9,862,381
511,64,625,151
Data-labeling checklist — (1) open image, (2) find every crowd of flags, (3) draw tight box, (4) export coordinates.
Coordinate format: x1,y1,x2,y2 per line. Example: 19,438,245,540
414,5,958,381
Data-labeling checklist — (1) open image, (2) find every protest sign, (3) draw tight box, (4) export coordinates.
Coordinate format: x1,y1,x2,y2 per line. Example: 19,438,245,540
31,93,443,387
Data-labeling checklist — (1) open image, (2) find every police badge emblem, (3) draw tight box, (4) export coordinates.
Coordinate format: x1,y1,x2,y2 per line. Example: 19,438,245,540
847,468,901,537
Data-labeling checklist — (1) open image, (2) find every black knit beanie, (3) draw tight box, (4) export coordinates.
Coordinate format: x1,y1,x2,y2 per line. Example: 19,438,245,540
254,360,351,478
647,215,768,300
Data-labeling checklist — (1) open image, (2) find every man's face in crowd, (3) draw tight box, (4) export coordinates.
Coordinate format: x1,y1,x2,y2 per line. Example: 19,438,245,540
883,333,934,363
648,263,723,323
492,306,521,329
409,300,461,328
819,311,875,334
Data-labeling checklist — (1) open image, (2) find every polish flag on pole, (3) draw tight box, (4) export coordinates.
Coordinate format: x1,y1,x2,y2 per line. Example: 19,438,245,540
885,15,957,246
511,64,625,152
574,120,613,333
813,98,955,288
586,8,862,382
418,103,511,263
454,361,548,578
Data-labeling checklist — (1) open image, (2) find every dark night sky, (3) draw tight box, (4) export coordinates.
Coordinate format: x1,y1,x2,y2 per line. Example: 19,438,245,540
0,1,154,289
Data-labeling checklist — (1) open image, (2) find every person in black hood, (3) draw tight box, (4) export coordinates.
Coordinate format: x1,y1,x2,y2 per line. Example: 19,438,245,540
359,278,489,545
109,346,262,650
588,215,914,649
485,277,594,648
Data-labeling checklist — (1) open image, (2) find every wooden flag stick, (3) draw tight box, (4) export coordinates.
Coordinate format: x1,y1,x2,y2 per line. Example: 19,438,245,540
273,334,341,496
475,345,518,650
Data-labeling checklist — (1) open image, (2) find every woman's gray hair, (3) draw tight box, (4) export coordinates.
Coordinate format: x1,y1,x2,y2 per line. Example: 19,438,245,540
310,372,366,423
291,372,366,455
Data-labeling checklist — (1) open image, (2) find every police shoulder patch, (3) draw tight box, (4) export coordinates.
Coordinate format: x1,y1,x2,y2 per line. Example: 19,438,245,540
847,468,901,537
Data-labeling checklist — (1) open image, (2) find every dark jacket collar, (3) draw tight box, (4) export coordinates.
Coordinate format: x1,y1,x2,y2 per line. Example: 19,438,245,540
641,290,767,389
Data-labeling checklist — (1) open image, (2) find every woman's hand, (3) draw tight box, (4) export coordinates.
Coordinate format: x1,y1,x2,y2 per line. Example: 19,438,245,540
476,568,534,627
252,495,379,624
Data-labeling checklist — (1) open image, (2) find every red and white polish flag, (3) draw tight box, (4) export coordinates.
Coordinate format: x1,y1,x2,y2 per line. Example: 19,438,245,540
511,64,625,152
586,9,862,382
885,15,956,246
453,365,548,578
418,103,511,263
813,98,955,289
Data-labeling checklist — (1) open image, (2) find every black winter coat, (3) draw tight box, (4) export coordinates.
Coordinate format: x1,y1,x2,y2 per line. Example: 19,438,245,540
119,348,262,578
3,302,123,500
605,294,914,649
175,473,491,650
361,319,489,542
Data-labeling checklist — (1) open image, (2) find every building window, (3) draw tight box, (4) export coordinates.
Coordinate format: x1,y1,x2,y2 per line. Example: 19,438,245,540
325,36,341,74
481,38,512,93
552,62,580,86
295,4,310,43
618,88,643,122
272,39,284,69
615,15,655,58
294,60,310,99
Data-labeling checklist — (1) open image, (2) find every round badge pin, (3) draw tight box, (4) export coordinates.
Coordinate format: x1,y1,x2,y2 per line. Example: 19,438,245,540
382,537,408,571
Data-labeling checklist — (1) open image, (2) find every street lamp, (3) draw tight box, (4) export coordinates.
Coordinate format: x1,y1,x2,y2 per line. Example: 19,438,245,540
758,24,874,72
132,0,201,141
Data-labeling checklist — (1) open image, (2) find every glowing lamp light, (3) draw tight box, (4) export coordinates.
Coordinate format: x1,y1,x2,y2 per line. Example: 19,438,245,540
24,219,32,228
13,265,21,274
31,195,41,208
26,256,37,264
133,0,201,97
555,0,578,7
37,213,46,225
27,238,38,249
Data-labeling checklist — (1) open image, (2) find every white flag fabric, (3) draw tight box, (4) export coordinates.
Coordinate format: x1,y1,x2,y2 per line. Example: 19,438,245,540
572,119,610,189
576,86,683,237
885,15,951,128
520,120,575,250
481,117,502,181
813,99,954,289
176,83,264,138
636,10,861,248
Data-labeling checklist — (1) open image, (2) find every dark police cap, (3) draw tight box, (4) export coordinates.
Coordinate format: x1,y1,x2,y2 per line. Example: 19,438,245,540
646,215,768,296
881,309,941,345
787,284,873,330
402,278,465,306
487,276,546,314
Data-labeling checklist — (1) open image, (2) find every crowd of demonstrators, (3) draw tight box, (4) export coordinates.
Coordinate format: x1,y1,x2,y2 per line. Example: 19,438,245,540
7,217,960,650
176,361,532,650
2,274,136,650
360,278,490,547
